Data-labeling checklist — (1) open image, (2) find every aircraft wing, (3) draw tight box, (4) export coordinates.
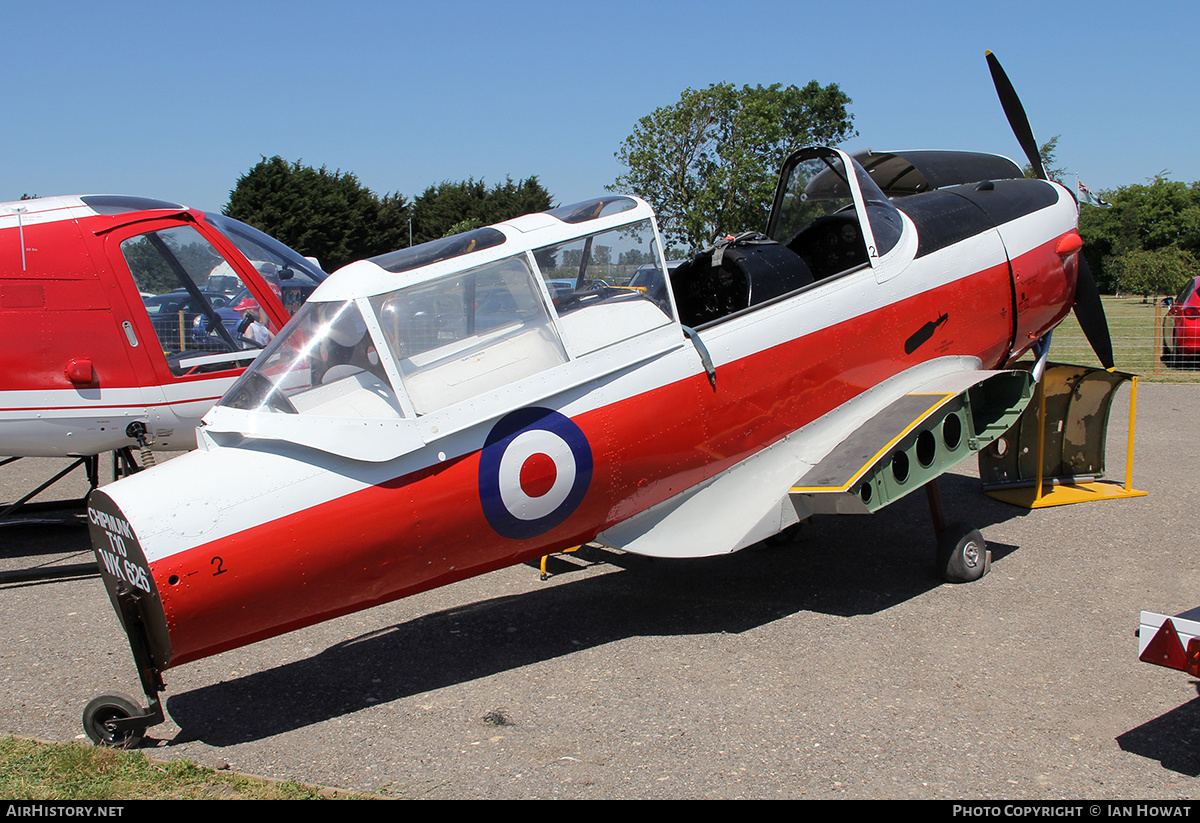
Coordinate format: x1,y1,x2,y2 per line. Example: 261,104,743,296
596,356,1032,559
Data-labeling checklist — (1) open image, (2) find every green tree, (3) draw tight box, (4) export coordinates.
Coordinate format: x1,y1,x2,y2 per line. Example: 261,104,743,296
410,176,554,244
118,236,177,295
1023,135,1066,182
618,248,654,266
1113,246,1197,300
609,81,855,251
1079,174,1200,292
224,156,410,272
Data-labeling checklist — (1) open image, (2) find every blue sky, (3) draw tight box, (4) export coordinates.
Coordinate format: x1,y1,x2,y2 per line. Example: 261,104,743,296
4,0,1196,214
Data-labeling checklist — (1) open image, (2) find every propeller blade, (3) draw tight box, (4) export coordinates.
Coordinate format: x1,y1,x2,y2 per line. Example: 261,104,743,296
986,50,1046,180
1073,253,1115,370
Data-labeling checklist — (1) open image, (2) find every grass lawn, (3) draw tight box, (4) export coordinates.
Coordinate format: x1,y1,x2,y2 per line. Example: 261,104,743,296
0,736,364,800
1039,296,1200,382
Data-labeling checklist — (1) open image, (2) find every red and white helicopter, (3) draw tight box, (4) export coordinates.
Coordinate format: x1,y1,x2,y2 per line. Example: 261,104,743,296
81,54,1117,746
0,195,325,519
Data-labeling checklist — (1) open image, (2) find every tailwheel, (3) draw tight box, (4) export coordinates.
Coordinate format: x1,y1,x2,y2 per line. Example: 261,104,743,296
83,693,146,749
937,522,990,583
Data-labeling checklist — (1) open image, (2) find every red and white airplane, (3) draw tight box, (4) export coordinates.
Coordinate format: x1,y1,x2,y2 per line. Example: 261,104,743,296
0,195,324,511
80,54,1116,746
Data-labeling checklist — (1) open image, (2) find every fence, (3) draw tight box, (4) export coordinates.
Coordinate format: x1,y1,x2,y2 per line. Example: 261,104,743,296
1041,296,1200,382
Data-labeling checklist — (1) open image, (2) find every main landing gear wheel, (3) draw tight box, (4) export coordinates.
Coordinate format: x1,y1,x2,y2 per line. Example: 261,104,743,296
83,693,145,749
937,522,990,584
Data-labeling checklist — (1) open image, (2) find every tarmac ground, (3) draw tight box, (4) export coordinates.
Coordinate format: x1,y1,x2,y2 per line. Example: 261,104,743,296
1,383,1197,799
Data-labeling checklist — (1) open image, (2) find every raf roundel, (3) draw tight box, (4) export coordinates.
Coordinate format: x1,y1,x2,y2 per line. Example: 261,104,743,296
479,408,593,540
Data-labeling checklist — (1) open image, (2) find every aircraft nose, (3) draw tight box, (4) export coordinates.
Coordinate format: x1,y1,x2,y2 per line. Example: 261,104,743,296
88,491,151,595
87,489,171,669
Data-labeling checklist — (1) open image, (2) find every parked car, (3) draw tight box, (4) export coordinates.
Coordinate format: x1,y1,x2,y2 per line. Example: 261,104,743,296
143,289,234,352
1163,276,1200,366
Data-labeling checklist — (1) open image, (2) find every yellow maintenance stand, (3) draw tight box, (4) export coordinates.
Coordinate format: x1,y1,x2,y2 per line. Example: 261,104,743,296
979,362,1146,508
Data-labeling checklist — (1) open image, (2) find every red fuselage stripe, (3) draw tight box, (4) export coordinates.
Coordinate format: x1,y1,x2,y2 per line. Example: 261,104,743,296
150,251,1039,667
1,395,226,413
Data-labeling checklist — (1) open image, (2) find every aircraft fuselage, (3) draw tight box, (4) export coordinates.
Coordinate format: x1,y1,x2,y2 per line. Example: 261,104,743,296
86,151,1080,671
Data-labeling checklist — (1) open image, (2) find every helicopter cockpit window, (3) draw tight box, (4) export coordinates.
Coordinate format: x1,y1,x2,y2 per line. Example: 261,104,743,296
533,218,675,356
370,254,568,415
203,213,327,315
120,225,260,377
220,300,404,419
768,151,903,281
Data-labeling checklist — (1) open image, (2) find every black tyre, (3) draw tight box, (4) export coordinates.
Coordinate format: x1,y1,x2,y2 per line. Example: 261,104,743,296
83,693,144,749
937,522,989,583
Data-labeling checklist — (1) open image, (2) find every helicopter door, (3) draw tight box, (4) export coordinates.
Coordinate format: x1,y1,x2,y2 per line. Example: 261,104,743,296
103,219,266,446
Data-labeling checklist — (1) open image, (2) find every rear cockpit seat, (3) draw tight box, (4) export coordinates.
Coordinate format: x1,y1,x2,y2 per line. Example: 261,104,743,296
671,235,814,328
